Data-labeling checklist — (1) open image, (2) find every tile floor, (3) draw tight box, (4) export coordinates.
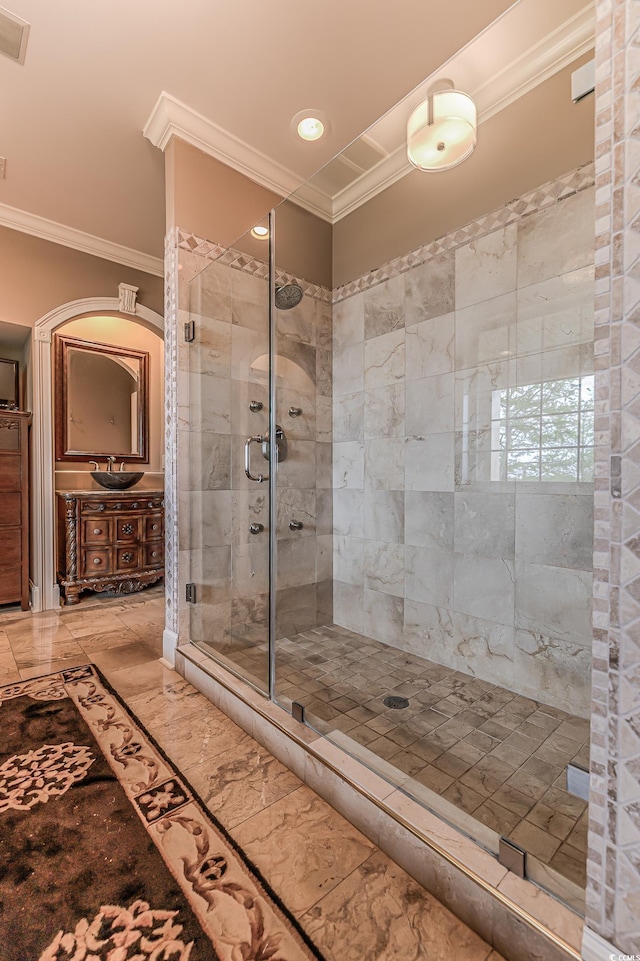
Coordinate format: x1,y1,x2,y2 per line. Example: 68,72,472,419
0,586,506,961
211,623,589,889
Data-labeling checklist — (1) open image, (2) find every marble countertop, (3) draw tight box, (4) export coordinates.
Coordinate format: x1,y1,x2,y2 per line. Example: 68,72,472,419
56,489,164,496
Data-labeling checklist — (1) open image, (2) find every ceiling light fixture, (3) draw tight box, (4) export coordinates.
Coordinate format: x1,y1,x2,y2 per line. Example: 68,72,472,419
250,225,269,240
291,109,329,143
407,80,477,172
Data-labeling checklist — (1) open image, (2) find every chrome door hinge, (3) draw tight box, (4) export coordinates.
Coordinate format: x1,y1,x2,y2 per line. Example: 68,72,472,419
184,320,195,343
185,582,197,603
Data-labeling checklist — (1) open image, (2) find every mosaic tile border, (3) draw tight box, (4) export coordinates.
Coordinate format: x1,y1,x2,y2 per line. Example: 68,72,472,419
175,230,332,304
333,162,596,303
584,0,640,954
163,228,180,645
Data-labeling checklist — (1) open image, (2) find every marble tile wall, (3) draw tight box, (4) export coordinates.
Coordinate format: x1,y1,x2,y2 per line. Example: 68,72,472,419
332,183,595,719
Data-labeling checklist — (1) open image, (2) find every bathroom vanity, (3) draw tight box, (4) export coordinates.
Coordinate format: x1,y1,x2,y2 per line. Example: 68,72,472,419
56,489,164,605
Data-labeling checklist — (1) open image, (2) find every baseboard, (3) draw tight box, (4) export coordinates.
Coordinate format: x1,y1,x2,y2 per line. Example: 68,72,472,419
582,926,619,961
161,628,178,668
30,584,40,613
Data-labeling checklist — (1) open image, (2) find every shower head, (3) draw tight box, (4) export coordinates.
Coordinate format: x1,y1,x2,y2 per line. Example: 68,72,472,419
275,284,303,310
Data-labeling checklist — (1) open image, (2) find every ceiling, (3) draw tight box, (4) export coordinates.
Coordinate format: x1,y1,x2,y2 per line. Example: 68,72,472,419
0,0,593,270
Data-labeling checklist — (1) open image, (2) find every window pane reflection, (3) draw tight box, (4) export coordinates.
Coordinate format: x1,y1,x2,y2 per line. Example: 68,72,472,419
491,375,594,482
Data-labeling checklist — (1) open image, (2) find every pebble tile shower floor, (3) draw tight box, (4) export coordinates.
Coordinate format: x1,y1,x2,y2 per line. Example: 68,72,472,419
225,623,589,890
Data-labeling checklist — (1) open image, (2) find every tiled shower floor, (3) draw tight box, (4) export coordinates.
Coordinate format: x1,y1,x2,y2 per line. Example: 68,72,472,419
223,623,589,891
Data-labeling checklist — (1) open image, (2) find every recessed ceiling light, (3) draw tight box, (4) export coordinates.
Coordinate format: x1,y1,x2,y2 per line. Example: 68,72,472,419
291,109,330,143
251,225,269,240
298,117,324,141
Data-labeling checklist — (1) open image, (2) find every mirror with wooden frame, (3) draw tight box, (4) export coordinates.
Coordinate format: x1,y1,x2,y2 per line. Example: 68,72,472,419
55,335,149,462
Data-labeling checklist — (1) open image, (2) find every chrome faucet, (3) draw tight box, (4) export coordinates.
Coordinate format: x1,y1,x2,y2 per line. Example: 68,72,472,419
106,455,116,472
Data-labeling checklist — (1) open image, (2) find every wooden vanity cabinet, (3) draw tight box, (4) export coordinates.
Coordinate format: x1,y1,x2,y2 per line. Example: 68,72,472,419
56,490,164,605
0,410,31,610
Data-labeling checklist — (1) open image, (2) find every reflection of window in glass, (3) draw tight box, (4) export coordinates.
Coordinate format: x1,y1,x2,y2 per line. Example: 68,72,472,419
490,375,594,482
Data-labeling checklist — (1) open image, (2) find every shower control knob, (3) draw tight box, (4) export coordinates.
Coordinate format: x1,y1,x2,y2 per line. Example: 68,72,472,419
288,406,302,417
249,400,264,412
249,523,264,535
289,520,304,531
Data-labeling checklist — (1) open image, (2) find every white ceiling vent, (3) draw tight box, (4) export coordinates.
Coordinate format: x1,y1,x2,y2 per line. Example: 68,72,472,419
311,136,388,197
0,6,29,64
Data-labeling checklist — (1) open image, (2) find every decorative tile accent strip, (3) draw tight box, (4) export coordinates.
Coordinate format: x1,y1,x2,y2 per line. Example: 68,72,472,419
163,228,180,643
583,0,640,954
333,162,595,302
175,229,332,304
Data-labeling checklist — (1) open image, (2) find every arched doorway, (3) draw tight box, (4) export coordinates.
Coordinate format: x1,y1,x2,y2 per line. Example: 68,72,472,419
32,297,164,612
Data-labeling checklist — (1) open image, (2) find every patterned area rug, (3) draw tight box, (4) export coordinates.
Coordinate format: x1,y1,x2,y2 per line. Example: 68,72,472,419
0,665,325,961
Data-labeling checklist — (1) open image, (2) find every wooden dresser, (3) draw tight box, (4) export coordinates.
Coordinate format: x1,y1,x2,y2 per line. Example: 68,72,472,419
56,489,164,605
0,410,31,610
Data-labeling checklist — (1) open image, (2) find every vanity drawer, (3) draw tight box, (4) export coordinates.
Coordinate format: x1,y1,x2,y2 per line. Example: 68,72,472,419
0,561,21,604
0,492,20,527
117,546,140,571
81,548,111,577
0,455,20,491
144,541,164,568
0,534,20,572
82,518,112,545
0,423,21,452
115,516,141,542
144,513,163,540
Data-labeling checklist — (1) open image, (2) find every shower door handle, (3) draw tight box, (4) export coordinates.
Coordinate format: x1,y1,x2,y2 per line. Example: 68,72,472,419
244,435,268,483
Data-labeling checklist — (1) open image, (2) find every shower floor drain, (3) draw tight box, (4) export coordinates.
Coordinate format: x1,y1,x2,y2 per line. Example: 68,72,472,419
383,695,410,710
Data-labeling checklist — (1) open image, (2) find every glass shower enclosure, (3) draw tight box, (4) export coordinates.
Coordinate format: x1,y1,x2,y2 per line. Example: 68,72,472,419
185,74,594,915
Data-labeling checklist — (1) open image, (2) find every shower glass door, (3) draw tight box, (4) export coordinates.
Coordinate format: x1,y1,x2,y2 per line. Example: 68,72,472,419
186,216,273,694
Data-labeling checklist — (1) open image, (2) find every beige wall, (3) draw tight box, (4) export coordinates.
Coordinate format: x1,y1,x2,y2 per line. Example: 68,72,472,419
0,226,164,326
167,138,282,247
333,55,595,287
168,137,333,288
54,315,164,472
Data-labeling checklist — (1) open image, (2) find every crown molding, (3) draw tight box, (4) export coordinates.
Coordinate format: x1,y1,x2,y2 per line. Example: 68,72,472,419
0,203,164,276
475,3,594,124
144,92,306,202
143,5,594,227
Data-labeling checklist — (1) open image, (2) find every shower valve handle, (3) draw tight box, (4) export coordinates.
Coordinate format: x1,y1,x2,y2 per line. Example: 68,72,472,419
244,434,268,483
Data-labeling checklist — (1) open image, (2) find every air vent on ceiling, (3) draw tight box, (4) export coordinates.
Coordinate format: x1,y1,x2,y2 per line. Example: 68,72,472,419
311,135,387,199
0,6,29,64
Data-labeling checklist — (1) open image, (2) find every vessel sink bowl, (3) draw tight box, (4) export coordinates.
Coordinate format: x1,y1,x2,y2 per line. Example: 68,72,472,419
90,471,144,490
